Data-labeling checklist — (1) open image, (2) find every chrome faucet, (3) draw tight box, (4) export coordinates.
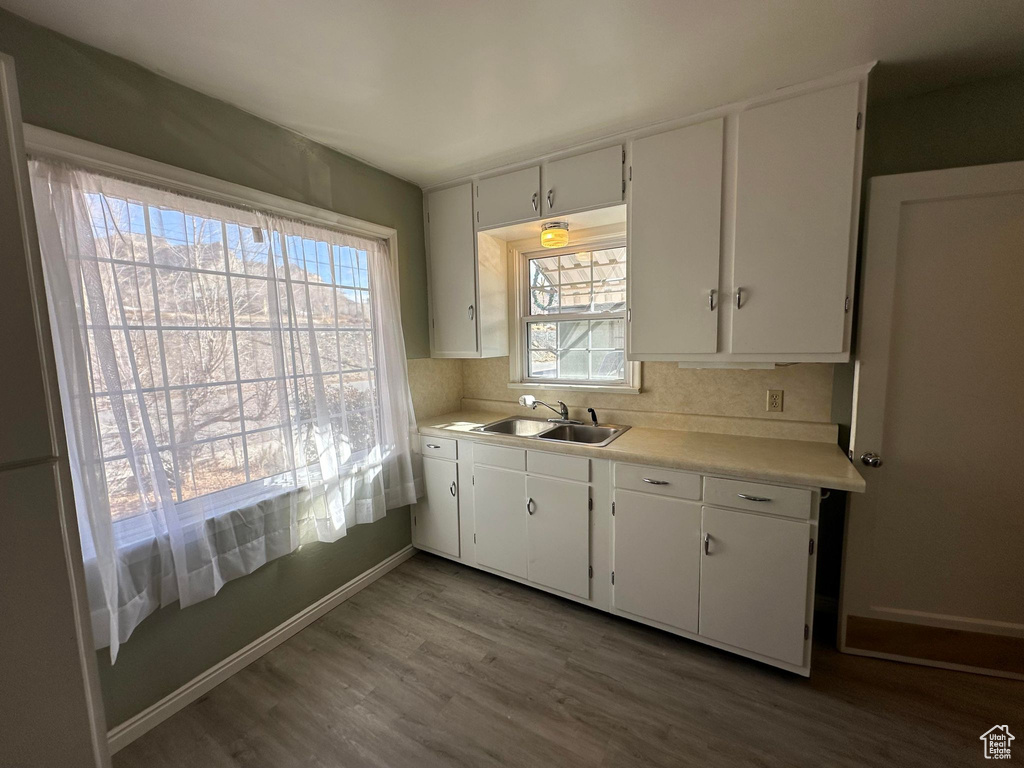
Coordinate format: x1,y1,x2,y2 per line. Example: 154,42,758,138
518,395,582,425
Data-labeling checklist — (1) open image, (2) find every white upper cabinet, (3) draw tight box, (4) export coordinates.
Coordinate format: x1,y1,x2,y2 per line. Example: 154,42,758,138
475,166,540,229
426,183,478,356
628,119,723,357
426,184,509,358
732,82,861,354
542,145,624,217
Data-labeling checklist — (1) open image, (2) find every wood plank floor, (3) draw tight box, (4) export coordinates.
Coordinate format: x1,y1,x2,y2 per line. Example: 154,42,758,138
115,553,1023,767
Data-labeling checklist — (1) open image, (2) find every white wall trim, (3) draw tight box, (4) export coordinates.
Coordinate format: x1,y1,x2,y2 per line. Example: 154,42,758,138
107,544,416,754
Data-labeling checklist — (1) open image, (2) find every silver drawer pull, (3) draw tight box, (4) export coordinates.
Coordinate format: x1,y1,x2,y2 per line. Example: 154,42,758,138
737,493,771,502
450,481,457,497
425,443,441,449
527,497,536,515
642,478,669,486
704,533,711,555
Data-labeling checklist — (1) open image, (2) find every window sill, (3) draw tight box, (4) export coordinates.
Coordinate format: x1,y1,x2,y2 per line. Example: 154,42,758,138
508,381,640,395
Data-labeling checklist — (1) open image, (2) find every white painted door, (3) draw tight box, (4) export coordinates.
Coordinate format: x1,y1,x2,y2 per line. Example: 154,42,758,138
473,465,528,578
475,166,540,229
427,183,478,356
732,82,860,353
842,161,1024,675
542,145,623,216
412,457,460,557
526,475,590,598
612,490,701,632
699,506,810,666
628,119,723,356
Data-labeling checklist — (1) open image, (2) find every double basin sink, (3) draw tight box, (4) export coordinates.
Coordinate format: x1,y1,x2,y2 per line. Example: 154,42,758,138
472,416,630,448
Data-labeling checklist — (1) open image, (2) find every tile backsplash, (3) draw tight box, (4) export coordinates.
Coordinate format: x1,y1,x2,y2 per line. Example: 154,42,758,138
409,357,838,442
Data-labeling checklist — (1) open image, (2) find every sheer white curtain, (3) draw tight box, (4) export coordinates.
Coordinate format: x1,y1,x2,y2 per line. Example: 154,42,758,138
30,159,420,661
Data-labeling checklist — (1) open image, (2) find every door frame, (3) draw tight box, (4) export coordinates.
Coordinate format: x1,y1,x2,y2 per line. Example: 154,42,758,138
841,159,1024,678
0,52,111,765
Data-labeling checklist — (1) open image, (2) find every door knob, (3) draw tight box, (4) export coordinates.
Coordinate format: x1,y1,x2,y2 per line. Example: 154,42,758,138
860,452,883,468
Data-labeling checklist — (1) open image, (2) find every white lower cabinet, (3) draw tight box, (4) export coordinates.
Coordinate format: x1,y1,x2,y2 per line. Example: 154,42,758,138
698,505,812,666
526,475,590,599
612,490,701,633
473,465,528,579
414,442,821,674
412,456,460,558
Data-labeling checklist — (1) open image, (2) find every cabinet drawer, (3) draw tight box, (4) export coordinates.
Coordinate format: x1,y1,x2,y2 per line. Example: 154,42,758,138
703,477,812,520
475,443,526,471
420,435,457,461
614,464,701,500
527,450,589,482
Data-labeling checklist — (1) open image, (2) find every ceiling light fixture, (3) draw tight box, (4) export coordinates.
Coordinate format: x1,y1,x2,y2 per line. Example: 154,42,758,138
540,221,569,249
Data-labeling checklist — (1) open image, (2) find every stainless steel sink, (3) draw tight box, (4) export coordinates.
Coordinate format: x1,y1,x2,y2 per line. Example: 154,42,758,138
473,417,556,438
536,423,630,447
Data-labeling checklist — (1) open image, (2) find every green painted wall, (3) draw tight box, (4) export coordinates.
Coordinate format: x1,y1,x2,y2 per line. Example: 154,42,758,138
0,9,420,728
832,69,1024,444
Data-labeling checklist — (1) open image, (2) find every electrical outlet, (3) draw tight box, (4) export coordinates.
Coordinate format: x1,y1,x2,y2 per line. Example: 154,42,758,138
766,389,784,413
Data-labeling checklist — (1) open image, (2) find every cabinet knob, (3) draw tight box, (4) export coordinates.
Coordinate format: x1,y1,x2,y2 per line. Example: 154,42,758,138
704,532,711,556
450,481,457,497
531,192,538,212
546,189,554,210
527,497,536,515
708,289,716,311
468,304,475,321
736,287,744,309
860,452,883,468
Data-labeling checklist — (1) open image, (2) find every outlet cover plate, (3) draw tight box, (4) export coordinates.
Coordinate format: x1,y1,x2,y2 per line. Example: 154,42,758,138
767,389,784,413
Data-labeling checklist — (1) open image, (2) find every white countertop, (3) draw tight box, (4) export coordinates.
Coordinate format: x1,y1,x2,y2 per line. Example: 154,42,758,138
419,409,866,493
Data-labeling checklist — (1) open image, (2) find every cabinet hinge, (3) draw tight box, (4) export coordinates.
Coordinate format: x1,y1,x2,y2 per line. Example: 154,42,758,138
628,165,632,182
612,501,616,516
611,571,615,585
622,148,626,163
588,496,593,511
856,112,863,130
622,179,626,195
474,533,477,544
589,565,593,579
809,539,815,556
626,309,631,322
472,474,475,485
476,210,480,222
845,296,851,313
804,624,810,640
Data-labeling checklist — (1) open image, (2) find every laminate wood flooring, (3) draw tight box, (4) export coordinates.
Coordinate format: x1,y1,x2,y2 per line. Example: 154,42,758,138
114,553,1023,767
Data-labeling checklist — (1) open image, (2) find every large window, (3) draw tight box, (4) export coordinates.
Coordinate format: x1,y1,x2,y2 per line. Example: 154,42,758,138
522,245,627,384
83,194,379,521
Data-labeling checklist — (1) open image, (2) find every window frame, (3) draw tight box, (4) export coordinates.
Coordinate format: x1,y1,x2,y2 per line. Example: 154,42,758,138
508,230,640,394
24,125,400,535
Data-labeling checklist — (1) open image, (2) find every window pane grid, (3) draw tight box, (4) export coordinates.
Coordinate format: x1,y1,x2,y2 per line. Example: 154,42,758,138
81,192,380,520
524,246,626,383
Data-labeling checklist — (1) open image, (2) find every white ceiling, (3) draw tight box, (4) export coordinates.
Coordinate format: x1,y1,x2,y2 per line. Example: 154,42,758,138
6,0,1024,187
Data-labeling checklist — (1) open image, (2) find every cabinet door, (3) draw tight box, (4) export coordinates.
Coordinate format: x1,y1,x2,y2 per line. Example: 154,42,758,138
427,183,478,356
474,465,528,578
412,457,460,557
629,120,723,356
476,167,540,229
732,82,860,353
699,506,811,665
612,490,701,632
526,475,590,598
542,145,623,216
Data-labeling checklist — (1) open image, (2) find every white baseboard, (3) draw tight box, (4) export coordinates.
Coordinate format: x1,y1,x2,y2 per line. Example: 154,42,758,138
107,544,416,754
